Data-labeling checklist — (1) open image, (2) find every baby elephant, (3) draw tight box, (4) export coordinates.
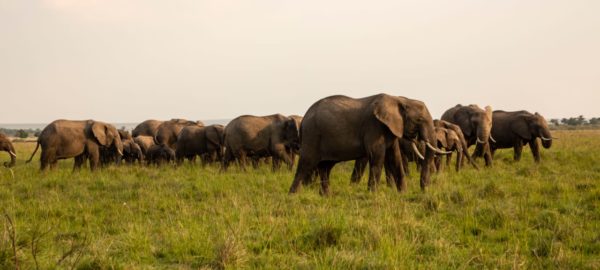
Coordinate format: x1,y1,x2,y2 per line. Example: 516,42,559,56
146,144,175,166
122,139,144,164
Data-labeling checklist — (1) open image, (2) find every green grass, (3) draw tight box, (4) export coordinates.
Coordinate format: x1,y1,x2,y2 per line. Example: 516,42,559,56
1,130,599,269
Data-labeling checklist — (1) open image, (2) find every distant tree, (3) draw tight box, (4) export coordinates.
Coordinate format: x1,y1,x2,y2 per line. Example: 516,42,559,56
16,129,28,138
550,119,560,126
589,117,600,125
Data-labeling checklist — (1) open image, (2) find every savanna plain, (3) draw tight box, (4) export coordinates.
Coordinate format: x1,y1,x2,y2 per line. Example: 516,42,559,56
0,130,599,269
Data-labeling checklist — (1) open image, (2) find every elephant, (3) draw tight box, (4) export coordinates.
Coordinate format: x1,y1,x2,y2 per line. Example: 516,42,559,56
122,139,144,164
175,124,225,165
433,119,479,171
222,114,299,171
288,94,448,195
475,110,553,162
146,144,175,166
133,135,155,157
132,120,163,137
286,115,303,168
154,119,204,150
433,127,464,172
441,104,494,167
0,132,16,167
26,120,123,170
118,129,132,141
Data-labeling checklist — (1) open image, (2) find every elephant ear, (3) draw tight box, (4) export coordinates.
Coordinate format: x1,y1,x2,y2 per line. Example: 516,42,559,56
455,109,473,137
373,95,404,138
282,118,300,141
511,117,532,140
92,122,113,146
435,128,448,149
206,126,221,146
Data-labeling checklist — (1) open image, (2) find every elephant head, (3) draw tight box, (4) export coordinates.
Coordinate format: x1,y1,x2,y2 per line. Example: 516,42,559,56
0,133,16,167
453,105,493,145
282,117,300,150
513,112,553,149
91,121,124,158
375,96,448,189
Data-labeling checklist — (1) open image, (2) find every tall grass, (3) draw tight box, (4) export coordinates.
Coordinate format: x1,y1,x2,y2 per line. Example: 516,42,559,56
0,130,599,269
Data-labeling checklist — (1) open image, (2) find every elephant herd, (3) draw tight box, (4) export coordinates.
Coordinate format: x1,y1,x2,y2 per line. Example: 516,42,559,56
1,93,554,195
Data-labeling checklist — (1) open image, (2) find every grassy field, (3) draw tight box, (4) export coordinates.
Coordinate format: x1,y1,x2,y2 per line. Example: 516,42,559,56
0,130,599,269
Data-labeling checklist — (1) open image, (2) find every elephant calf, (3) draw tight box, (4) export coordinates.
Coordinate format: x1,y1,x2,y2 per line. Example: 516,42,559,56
146,144,175,166
176,124,225,165
122,139,144,164
433,127,464,172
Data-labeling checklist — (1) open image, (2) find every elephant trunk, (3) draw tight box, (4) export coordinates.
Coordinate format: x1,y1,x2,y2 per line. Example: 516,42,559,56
4,145,16,168
418,122,438,190
539,128,553,149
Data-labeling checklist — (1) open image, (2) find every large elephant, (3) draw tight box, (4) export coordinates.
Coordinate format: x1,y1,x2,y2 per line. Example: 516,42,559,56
477,110,553,162
26,120,123,170
133,135,155,156
176,124,225,165
288,94,447,195
154,119,204,149
441,104,494,167
132,120,163,137
433,119,479,171
222,114,299,171
0,133,16,167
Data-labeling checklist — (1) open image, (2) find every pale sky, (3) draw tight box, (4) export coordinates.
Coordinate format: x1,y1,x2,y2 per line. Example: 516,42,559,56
1,0,599,124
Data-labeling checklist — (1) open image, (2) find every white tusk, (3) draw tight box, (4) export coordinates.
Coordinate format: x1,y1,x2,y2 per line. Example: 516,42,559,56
426,142,453,155
8,150,17,157
118,149,124,156
540,136,552,141
411,142,425,160
489,135,497,143
476,138,486,144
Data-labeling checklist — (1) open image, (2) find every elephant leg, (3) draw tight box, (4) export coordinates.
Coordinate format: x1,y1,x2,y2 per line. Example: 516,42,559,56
73,154,86,171
40,150,50,171
401,152,410,177
483,144,493,167
87,143,100,171
367,145,386,192
384,140,405,192
434,155,442,172
317,160,336,196
455,150,463,172
514,141,523,161
237,150,248,171
289,153,320,194
445,152,452,169
350,158,367,184
529,139,541,163
272,144,293,170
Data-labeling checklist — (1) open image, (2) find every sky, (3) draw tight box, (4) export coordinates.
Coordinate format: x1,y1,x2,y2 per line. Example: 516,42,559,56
1,0,599,124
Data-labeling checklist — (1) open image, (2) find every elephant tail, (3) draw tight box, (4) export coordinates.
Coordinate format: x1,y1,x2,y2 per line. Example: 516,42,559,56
26,140,40,163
